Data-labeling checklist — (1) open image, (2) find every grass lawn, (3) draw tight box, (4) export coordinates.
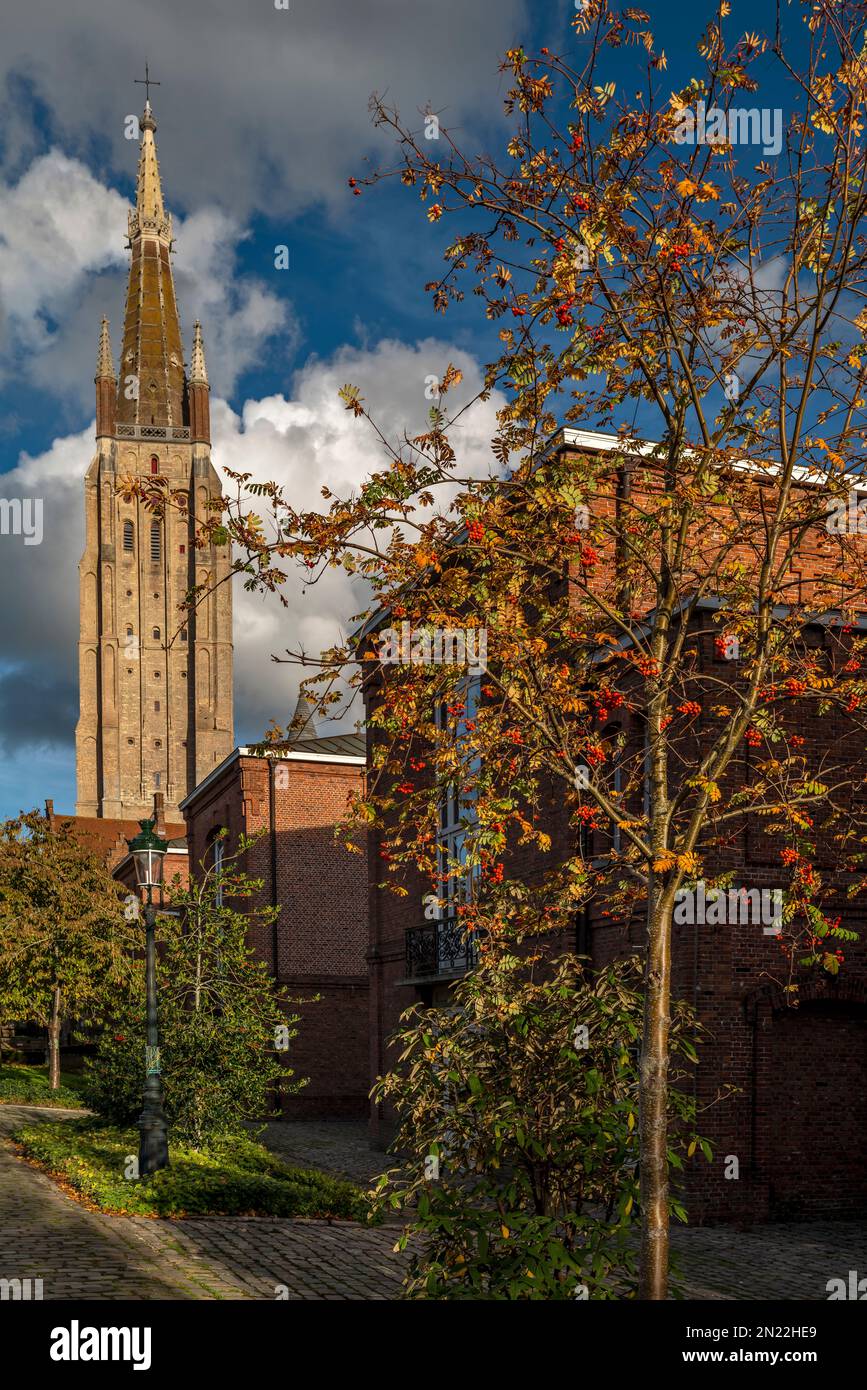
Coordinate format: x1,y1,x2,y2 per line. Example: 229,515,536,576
14,1116,372,1220
0,1063,87,1108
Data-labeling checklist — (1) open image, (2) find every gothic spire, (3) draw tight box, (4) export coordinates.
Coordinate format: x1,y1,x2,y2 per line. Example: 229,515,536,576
288,691,318,741
116,99,185,430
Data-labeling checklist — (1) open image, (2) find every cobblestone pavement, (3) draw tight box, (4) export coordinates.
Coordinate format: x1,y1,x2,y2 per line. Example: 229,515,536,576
1,1106,864,1300
0,1105,404,1301
255,1117,388,1188
672,1221,867,1301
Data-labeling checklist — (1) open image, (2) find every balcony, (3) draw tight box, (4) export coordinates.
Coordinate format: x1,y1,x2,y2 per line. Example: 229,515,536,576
115,424,191,441
404,917,478,983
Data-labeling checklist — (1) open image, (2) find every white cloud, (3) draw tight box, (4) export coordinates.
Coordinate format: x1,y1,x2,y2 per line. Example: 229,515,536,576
0,151,126,352
215,337,505,736
0,154,292,403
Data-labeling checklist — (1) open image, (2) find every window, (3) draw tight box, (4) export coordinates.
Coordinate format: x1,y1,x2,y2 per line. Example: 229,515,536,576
154,739,162,749
154,701,160,713
208,831,225,908
180,628,188,643
150,455,159,474
179,544,186,555
154,670,161,679
432,676,481,971
126,625,133,638
154,772,161,789
123,520,134,553
150,522,161,564
598,725,625,856
152,627,161,640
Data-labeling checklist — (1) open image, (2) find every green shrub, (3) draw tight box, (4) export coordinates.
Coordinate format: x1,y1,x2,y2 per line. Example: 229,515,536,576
0,1063,85,1108
83,838,302,1146
15,1118,370,1220
371,951,708,1300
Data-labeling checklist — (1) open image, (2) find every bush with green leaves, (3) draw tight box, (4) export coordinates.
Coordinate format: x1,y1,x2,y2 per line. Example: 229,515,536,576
15,1118,369,1220
84,835,303,1147
371,950,708,1300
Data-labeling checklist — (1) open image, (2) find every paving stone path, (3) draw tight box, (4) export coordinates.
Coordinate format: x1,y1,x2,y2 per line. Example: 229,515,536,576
0,1106,863,1300
0,1106,404,1301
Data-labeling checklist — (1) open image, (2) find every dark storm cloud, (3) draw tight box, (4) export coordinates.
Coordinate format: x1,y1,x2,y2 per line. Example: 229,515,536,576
0,0,528,221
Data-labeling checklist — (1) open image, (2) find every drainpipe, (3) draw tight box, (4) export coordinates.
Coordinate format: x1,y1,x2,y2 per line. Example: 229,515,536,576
269,758,279,978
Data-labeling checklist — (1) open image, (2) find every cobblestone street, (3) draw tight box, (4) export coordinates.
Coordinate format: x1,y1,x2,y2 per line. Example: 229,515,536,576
0,1106,863,1301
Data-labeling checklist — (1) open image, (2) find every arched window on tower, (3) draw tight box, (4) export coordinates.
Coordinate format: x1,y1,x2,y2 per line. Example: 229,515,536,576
123,520,134,553
150,521,161,564
150,455,159,475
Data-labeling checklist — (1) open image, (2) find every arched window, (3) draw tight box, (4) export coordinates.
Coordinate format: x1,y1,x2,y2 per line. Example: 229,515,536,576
180,628,188,643
150,455,159,474
123,520,134,553
152,627,161,640
150,521,161,564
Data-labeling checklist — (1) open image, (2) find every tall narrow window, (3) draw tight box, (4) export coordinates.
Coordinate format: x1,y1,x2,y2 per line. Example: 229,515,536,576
150,521,161,564
432,675,481,974
209,832,225,909
150,455,159,474
152,627,161,640
123,520,134,553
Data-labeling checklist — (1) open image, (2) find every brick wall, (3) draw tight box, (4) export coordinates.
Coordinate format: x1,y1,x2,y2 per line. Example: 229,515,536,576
363,441,867,1217
184,749,370,1117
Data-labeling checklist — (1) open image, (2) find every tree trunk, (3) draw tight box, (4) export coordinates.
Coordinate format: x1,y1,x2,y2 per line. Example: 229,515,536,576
639,881,672,1299
48,987,61,1090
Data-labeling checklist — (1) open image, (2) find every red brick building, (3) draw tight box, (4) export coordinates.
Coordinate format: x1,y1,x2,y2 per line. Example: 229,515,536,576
181,725,369,1117
363,428,867,1225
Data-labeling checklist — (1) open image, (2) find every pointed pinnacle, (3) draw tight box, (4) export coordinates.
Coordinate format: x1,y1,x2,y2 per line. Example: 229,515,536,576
190,320,209,386
129,101,171,240
96,316,115,380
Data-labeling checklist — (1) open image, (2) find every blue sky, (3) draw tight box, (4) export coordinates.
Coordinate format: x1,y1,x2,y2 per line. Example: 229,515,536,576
0,0,808,817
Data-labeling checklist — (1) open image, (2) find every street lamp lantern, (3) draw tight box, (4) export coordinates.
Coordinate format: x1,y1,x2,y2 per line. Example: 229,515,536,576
128,817,168,894
125,816,170,1177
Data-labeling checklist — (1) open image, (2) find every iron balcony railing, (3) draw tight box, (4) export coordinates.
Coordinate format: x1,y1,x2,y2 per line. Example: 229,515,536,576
405,917,479,980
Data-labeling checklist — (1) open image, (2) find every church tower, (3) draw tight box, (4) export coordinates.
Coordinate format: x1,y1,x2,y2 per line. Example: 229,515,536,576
75,98,233,820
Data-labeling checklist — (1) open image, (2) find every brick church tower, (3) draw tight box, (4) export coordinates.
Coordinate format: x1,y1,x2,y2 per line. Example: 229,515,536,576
75,98,233,820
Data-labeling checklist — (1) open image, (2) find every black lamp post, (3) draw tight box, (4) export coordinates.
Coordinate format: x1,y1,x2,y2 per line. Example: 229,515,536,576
127,817,169,1176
